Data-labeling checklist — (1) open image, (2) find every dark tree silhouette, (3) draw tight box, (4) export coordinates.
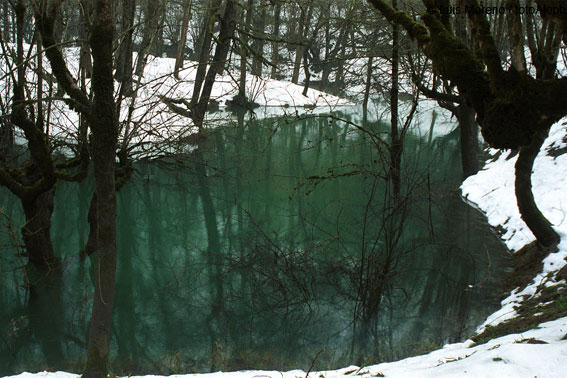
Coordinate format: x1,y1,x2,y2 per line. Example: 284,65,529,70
367,0,564,248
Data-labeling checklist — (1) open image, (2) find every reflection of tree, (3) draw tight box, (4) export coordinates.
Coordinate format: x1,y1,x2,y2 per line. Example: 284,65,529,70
27,263,65,369
114,186,143,372
193,144,227,370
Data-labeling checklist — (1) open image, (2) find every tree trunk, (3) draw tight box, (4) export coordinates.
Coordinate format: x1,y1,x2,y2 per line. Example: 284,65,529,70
515,129,560,248
362,55,373,113
192,0,216,60
237,0,254,103
2,1,9,42
458,103,479,178
302,48,310,96
81,192,98,258
192,0,236,129
291,4,306,84
335,42,346,92
79,0,93,82
135,0,163,77
321,5,333,88
83,0,118,376
28,259,64,369
251,3,266,76
21,187,57,269
390,0,401,201
270,2,281,79
190,0,223,108
174,0,192,79
115,0,135,94
363,33,378,114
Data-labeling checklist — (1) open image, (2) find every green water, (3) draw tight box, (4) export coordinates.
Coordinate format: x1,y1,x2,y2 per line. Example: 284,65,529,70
0,109,509,375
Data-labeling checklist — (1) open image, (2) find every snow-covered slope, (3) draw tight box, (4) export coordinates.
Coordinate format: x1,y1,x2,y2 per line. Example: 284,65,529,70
462,121,567,332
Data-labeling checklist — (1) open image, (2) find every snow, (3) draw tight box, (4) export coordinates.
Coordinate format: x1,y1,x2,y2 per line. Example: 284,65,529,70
0,45,352,159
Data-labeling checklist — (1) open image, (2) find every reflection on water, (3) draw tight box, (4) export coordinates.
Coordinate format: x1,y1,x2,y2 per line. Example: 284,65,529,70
0,109,509,375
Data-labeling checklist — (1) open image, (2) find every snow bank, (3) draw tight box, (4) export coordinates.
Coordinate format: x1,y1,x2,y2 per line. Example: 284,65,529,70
462,120,567,333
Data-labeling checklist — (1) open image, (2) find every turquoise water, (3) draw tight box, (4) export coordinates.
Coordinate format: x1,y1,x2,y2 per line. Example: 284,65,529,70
0,109,509,374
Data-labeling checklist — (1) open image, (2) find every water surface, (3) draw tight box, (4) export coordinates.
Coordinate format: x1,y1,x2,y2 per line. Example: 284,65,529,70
0,108,509,374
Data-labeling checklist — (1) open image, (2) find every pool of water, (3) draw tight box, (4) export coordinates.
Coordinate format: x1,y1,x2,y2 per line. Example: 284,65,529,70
0,108,510,375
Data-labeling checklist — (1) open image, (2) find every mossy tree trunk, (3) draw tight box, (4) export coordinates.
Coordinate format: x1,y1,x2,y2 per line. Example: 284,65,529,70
366,0,564,247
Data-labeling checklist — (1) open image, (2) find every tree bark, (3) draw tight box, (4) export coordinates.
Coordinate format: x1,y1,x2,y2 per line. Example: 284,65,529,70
83,0,118,376
362,53,374,114
458,103,479,178
81,192,98,258
506,0,527,73
79,0,93,83
363,32,378,115
321,4,332,88
301,47,311,96
2,1,9,42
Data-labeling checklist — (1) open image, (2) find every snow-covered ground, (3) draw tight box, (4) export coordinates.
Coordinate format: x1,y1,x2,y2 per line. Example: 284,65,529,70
0,46,352,158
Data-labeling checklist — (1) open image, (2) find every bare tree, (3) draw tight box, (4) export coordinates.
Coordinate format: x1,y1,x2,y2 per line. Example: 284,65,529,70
31,0,119,374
